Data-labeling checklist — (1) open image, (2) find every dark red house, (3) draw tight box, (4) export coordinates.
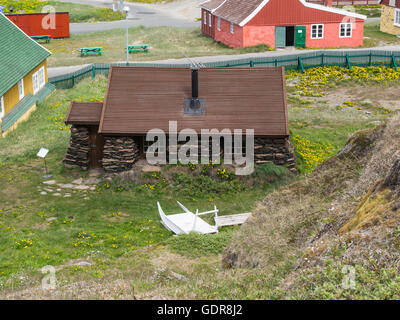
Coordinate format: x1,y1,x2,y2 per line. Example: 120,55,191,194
200,0,366,48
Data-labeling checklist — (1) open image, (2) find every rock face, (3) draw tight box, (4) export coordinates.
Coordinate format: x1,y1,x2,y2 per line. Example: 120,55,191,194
382,159,400,190
102,136,141,173
63,126,90,170
254,137,297,173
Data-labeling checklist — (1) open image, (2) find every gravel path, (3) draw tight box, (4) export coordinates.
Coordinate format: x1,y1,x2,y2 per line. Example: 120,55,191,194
57,0,201,33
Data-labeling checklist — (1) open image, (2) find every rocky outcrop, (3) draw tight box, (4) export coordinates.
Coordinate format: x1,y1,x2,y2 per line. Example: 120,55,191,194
63,125,90,170
102,137,140,173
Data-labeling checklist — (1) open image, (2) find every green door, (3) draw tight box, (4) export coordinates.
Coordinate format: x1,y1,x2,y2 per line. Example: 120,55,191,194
275,26,286,48
295,26,306,48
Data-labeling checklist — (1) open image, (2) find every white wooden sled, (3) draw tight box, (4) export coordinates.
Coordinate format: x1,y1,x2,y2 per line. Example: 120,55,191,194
157,201,251,235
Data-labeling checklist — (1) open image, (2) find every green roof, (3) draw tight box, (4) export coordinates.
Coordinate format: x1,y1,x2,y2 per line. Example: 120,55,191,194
0,13,51,98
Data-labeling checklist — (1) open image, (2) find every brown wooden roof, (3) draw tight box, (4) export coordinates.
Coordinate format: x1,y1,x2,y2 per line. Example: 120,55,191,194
65,102,103,125
98,67,288,137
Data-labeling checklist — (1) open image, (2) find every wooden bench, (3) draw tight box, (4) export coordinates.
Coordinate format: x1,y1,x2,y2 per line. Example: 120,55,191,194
78,47,103,57
127,44,149,53
31,35,51,43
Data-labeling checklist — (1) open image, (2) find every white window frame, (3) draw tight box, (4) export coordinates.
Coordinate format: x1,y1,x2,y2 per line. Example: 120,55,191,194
230,22,234,34
209,13,212,27
395,8,400,27
38,66,46,89
339,23,352,38
0,96,4,119
311,24,324,39
32,72,39,94
204,11,207,25
217,17,221,31
18,79,24,101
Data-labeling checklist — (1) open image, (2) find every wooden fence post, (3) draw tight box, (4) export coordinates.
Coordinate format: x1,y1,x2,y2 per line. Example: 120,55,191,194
91,65,96,79
369,52,372,66
392,54,398,71
298,57,305,73
321,53,325,67
346,54,351,70
250,60,254,67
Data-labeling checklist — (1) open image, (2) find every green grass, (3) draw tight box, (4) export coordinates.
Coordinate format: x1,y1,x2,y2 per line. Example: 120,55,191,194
0,0,125,23
43,27,272,67
364,21,400,47
167,230,236,257
47,1,125,23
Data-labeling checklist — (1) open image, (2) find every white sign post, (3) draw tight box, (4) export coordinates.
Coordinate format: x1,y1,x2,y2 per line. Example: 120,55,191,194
37,148,52,179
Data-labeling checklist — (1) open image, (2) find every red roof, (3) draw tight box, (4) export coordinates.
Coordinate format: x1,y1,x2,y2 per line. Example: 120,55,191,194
200,0,366,26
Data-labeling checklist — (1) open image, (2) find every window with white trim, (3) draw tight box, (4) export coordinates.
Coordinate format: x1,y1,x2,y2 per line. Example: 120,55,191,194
340,23,352,37
395,8,400,27
32,72,39,94
217,17,221,31
209,13,212,27
0,96,4,119
230,22,234,34
311,24,324,39
204,11,207,25
18,79,24,101
38,67,46,89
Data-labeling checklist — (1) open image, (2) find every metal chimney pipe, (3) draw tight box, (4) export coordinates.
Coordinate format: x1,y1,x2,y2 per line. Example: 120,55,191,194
190,68,200,109
192,68,199,99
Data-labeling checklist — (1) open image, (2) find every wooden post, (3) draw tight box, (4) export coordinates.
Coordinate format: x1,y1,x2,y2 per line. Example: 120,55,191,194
346,54,351,70
91,64,96,79
369,52,372,66
298,57,305,73
250,60,254,67
392,54,398,71
321,53,325,67
71,74,75,88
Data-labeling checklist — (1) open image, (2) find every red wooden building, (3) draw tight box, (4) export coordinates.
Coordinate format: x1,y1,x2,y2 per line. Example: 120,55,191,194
6,12,70,38
200,0,366,49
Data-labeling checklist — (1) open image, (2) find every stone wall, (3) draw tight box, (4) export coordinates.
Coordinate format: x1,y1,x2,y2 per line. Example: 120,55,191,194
63,125,90,170
102,136,140,173
254,137,297,173
380,5,400,36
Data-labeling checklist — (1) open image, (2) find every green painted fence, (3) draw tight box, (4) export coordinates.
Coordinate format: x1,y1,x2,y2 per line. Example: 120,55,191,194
48,50,400,89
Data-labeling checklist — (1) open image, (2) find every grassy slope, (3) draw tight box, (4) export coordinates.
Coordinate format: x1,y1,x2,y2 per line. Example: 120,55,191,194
0,1,124,23
47,1,125,23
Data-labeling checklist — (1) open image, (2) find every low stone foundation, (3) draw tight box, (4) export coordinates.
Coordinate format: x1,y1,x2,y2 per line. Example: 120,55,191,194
63,125,90,170
254,137,297,173
102,137,141,173
63,129,297,174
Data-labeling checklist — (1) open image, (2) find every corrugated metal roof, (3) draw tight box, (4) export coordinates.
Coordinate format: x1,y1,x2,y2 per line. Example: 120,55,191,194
0,13,51,98
200,0,227,11
98,67,289,137
65,102,103,125
209,0,366,26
